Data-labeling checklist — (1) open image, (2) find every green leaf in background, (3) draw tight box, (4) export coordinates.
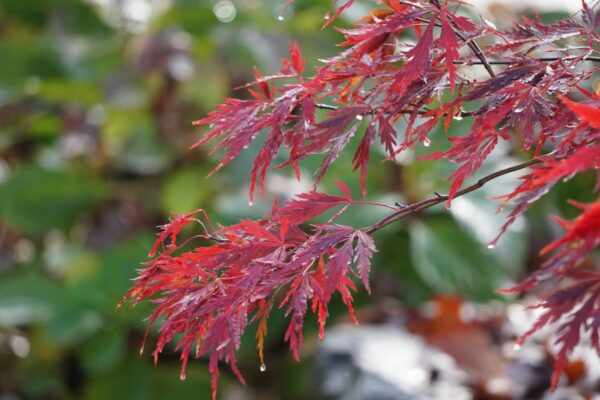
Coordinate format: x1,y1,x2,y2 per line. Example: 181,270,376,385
43,301,103,343
37,80,103,106
94,234,153,308
0,0,54,27
83,358,154,400
409,217,511,301
0,39,63,85
449,188,526,276
83,358,212,400
0,166,105,236
160,166,212,214
0,271,61,327
81,330,126,374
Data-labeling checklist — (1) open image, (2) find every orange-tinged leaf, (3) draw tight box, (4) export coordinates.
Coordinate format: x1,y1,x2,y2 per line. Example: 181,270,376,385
562,96,600,130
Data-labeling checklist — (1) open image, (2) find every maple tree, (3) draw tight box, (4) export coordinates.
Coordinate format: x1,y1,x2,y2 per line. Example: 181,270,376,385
120,0,600,397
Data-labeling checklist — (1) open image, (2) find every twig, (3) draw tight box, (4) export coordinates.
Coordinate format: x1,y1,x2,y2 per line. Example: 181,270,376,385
460,56,600,65
365,159,540,234
314,103,478,118
428,0,496,78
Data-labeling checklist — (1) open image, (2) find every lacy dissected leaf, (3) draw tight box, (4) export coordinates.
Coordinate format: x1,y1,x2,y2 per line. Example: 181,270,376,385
562,96,600,130
122,195,376,399
149,211,201,257
322,0,356,29
352,123,376,197
504,199,600,292
392,16,436,97
511,272,600,388
494,142,600,243
439,8,460,92
275,184,353,225
354,230,376,292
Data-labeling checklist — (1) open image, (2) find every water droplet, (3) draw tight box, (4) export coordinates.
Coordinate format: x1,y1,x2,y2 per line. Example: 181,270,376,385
243,144,249,149
324,12,330,20
355,115,363,121
487,243,495,249
259,363,267,372
453,114,463,121
513,343,522,351
483,18,497,30
209,123,215,129
278,15,284,21
423,138,431,147
248,200,254,207
180,371,187,381
514,106,525,113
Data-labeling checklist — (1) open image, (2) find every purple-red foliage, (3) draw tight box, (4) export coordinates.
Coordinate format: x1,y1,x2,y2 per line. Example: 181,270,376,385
121,186,378,398
121,0,600,397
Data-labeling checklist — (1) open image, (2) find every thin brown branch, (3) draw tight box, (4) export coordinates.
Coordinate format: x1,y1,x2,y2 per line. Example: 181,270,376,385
429,0,496,78
364,159,541,234
460,56,600,65
314,103,477,118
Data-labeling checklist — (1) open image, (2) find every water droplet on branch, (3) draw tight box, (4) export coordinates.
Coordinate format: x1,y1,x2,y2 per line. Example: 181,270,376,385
513,343,522,351
259,363,267,372
487,243,495,249
423,138,431,147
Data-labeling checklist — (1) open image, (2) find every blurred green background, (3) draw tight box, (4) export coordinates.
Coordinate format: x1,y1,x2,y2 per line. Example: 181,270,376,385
0,1,594,399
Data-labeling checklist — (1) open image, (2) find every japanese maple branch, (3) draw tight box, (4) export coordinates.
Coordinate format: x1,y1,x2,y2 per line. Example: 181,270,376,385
460,56,600,65
314,102,477,117
364,158,541,234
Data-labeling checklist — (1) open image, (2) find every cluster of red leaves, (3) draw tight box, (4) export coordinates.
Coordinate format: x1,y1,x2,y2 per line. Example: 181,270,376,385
122,0,600,397
120,183,377,398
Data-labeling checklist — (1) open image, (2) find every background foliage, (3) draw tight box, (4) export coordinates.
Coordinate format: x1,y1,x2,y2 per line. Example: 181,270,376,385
0,1,593,399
